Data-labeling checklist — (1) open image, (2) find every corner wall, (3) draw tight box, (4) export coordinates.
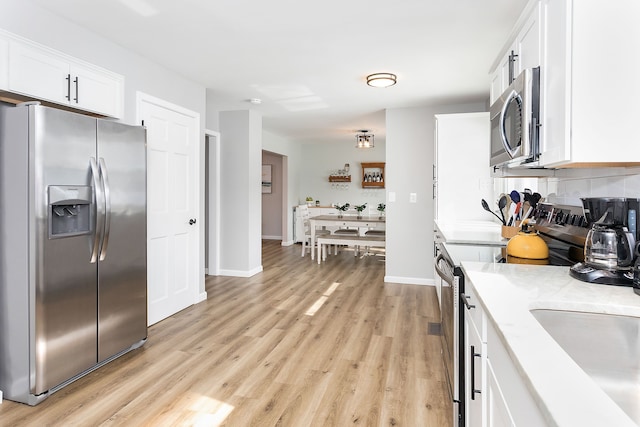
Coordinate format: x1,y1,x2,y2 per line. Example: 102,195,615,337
385,102,486,285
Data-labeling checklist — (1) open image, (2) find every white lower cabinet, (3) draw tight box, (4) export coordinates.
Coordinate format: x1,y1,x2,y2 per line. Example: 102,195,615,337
463,285,485,426
464,312,485,426
486,359,515,427
464,281,544,427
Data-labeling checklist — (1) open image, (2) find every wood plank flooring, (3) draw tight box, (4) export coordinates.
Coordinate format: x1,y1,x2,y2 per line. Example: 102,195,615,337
0,241,451,426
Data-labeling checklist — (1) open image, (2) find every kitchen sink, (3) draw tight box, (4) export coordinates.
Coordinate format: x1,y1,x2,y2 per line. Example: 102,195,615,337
530,309,640,424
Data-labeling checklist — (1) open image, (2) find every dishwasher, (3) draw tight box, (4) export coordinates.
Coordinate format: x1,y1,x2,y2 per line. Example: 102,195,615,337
434,240,503,427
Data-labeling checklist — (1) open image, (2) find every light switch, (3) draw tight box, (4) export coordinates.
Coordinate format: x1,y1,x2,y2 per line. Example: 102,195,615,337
410,193,417,203
388,192,396,203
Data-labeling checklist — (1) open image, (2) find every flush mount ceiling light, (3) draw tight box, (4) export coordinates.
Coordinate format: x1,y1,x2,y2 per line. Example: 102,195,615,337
366,73,397,88
356,130,375,149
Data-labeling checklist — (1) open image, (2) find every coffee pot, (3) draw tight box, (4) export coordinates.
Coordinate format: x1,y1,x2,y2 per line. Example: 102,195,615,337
584,224,635,270
633,242,640,295
570,197,640,285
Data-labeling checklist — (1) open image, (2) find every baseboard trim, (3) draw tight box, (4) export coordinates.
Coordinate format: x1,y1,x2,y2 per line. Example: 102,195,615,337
195,292,208,303
219,265,264,278
281,240,295,246
383,276,435,286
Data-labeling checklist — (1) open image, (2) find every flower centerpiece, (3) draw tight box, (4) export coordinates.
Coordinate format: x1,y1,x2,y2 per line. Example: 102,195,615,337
377,203,386,219
334,203,350,218
354,203,367,219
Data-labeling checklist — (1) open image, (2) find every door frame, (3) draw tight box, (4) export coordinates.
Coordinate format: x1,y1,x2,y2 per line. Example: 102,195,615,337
205,130,221,276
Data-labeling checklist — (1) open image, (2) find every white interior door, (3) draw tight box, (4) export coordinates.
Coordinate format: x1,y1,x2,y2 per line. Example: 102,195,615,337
138,93,199,326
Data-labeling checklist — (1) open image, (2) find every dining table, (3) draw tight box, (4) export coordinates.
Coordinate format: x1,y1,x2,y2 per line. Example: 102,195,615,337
309,214,386,260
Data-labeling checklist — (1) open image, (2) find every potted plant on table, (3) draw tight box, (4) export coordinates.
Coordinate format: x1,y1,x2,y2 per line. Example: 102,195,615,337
334,203,350,218
377,203,386,219
354,203,367,219
305,196,314,206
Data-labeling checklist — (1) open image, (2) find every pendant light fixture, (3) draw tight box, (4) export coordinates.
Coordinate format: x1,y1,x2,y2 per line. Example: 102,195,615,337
366,73,397,88
356,130,374,149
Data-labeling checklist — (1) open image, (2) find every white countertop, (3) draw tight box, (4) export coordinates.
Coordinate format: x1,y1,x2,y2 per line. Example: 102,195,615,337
435,220,507,246
461,261,640,427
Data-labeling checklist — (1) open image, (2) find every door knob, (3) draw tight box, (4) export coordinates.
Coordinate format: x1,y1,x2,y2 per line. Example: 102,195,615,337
189,218,196,225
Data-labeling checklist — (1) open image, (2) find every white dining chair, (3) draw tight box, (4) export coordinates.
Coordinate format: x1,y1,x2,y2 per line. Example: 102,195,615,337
299,205,330,257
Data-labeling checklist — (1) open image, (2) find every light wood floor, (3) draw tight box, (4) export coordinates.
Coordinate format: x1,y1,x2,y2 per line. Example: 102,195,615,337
0,241,451,426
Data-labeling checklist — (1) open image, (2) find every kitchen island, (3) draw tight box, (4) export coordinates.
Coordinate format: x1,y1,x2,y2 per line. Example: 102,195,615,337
462,261,639,426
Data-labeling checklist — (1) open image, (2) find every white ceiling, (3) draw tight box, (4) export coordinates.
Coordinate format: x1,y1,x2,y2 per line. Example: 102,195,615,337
28,0,527,145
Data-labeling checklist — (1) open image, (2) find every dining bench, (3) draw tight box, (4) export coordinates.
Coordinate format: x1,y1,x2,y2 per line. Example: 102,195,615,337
316,235,385,264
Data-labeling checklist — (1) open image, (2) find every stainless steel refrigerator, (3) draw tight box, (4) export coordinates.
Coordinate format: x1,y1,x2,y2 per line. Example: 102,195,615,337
0,102,147,405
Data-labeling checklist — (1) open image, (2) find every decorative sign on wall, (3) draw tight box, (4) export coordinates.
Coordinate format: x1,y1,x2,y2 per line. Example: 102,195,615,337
262,164,272,194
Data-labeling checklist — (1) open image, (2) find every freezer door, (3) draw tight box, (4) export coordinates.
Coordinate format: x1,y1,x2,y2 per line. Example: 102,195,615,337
34,106,98,394
96,120,147,361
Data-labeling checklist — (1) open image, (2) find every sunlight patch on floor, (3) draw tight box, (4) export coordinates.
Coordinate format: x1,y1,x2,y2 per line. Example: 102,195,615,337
305,282,341,316
184,395,235,427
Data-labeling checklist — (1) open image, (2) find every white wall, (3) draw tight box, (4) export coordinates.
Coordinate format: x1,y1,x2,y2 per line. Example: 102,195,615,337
385,102,487,285
0,2,208,296
299,140,387,213
219,110,263,276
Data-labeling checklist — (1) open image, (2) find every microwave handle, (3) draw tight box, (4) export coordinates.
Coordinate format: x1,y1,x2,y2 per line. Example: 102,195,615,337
531,116,540,160
499,90,522,158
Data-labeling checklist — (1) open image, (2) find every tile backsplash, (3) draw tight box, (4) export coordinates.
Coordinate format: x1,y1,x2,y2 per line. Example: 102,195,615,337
503,167,640,207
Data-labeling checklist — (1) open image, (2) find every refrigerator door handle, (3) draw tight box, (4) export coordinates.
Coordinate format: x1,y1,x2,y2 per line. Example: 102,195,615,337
90,157,104,263
99,158,111,261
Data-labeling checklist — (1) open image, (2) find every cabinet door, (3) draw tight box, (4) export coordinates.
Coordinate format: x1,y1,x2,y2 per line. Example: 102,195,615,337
70,61,123,118
517,3,541,71
465,312,485,426
0,34,8,89
434,113,492,223
489,67,503,105
486,360,516,427
8,40,70,104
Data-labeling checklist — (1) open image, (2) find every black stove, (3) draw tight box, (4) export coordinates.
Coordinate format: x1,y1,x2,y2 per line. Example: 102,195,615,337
529,202,588,267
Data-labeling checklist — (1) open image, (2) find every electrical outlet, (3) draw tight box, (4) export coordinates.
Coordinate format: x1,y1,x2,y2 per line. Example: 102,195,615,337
410,193,417,203
388,192,396,203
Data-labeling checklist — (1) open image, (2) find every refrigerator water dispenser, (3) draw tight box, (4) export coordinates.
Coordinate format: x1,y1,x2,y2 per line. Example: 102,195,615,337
48,185,91,238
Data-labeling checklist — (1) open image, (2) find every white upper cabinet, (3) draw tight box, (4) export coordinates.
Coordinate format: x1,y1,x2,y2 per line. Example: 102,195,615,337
489,2,541,105
434,112,493,223
0,30,123,118
540,0,640,167
491,0,640,169
0,36,8,89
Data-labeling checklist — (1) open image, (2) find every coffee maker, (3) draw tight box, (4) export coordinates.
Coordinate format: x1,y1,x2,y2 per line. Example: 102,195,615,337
570,197,640,286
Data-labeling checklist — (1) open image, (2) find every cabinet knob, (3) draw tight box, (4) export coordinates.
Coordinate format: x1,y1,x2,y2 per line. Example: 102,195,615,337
189,218,197,225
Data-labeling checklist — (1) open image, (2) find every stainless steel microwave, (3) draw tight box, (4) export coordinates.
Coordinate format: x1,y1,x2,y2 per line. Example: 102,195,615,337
490,67,540,167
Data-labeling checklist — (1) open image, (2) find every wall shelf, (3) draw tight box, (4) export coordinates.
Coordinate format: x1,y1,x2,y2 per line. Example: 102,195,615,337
361,162,385,188
328,175,351,182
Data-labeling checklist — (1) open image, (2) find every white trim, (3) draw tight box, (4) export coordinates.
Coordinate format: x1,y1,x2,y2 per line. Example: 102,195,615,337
219,266,264,278
262,235,282,240
135,92,200,123
383,276,434,286
195,292,208,303
281,240,295,247
205,129,221,277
